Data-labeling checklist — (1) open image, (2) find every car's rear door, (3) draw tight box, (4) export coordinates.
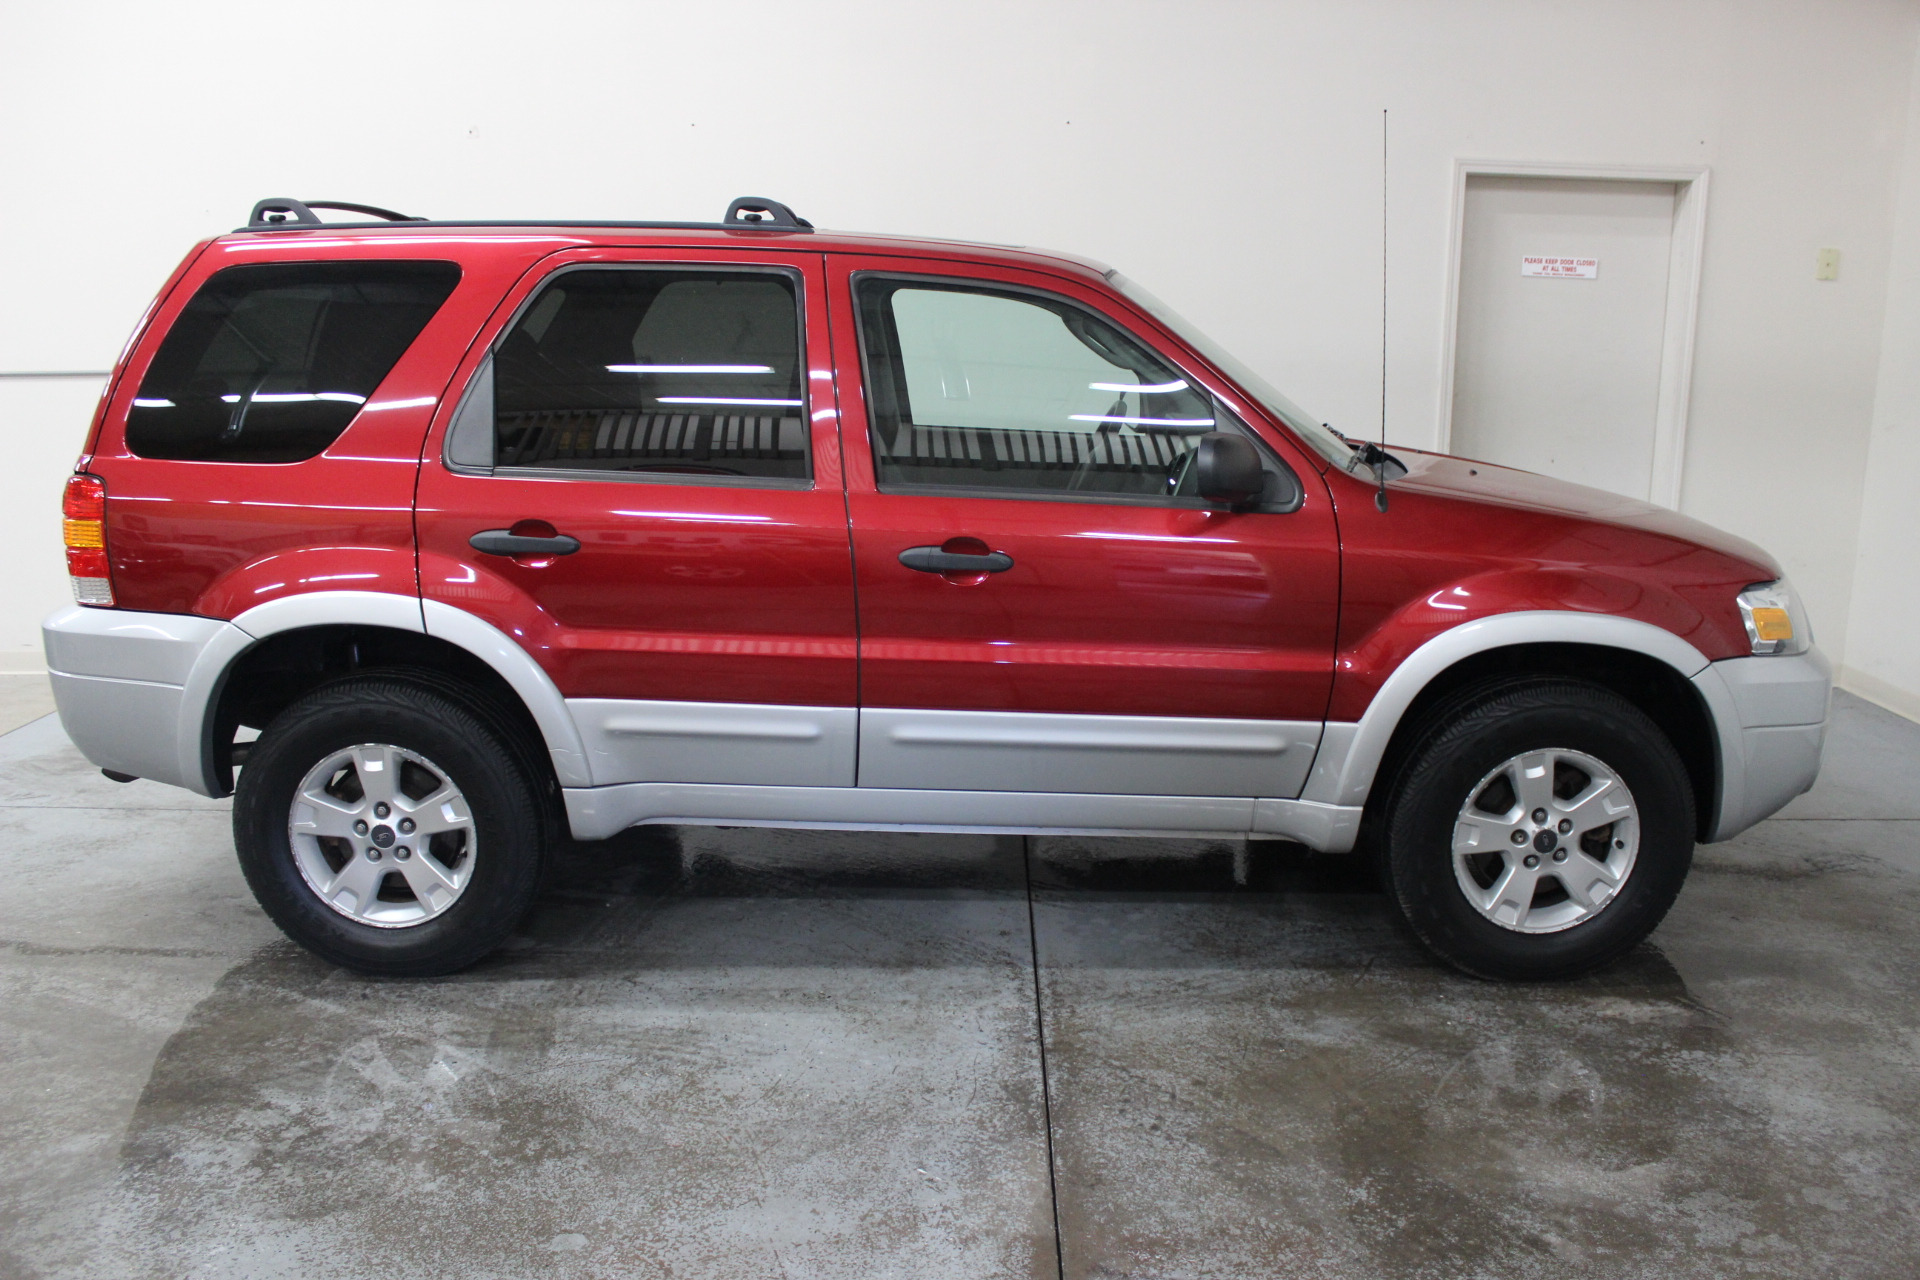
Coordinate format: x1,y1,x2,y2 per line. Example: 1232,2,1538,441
416,246,858,788
828,256,1340,798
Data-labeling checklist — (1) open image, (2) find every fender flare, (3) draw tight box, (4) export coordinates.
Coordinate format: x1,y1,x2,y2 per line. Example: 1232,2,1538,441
1298,610,1714,811
179,591,591,793
421,599,590,786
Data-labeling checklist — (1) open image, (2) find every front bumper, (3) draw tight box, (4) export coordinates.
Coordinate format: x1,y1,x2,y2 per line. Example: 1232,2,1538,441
42,605,247,796
1692,647,1833,841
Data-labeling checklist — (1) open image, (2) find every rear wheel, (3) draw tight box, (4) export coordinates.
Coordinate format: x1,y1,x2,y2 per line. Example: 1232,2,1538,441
1379,680,1694,980
233,677,546,976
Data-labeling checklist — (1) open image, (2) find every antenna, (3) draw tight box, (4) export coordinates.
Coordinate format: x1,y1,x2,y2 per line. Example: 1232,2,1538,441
1376,107,1390,513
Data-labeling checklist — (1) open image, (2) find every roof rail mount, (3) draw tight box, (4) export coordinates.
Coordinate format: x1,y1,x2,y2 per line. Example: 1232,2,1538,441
247,198,426,227
724,197,812,229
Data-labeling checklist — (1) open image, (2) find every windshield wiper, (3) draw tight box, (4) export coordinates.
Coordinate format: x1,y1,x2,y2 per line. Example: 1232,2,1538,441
1346,439,1406,476
1329,427,1407,511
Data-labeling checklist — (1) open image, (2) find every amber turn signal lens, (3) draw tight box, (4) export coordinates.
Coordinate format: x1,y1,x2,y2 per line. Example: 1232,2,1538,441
1749,607,1793,642
62,517,104,548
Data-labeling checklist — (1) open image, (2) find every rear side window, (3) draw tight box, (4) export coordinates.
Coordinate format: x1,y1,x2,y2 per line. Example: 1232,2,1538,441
449,266,809,483
126,261,460,463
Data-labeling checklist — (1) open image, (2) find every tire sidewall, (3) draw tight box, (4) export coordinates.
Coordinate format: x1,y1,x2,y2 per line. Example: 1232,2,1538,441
1384,684,1695,980
233,679,544,975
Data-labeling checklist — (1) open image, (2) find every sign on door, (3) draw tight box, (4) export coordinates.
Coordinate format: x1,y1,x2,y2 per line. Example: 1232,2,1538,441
1521,256,1599,279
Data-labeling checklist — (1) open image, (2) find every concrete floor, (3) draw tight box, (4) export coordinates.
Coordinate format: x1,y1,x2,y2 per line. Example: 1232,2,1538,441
0,674,55,735
1,692,1917,1279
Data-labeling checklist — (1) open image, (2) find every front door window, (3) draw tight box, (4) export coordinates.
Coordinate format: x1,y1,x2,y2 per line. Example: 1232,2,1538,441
856,277,1296,509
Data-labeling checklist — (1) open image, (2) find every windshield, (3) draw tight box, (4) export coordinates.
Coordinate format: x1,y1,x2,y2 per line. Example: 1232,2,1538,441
1107,272,1355,469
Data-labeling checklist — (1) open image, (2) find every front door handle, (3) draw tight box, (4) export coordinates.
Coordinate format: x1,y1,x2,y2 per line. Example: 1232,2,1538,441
898,545,1014,574
470,529,582,556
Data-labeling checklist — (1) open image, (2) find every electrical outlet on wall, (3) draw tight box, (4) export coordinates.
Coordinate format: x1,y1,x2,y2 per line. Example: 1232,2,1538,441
1816,247,1841,281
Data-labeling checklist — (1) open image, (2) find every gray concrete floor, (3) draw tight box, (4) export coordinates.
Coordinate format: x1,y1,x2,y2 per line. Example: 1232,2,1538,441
0,674,55,735
1,691,1917,1279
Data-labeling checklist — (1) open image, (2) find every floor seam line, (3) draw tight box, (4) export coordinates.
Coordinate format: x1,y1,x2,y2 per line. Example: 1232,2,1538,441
1023,834,1067,1280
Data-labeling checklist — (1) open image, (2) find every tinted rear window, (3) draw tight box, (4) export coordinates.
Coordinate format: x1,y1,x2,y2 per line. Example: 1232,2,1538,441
126,261,461,463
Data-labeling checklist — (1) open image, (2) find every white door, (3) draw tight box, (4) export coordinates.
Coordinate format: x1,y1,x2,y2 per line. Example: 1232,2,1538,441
1450,176,1678,501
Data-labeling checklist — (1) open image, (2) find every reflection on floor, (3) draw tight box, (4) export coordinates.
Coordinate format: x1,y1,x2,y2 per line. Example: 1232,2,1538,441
0,691,1917,1278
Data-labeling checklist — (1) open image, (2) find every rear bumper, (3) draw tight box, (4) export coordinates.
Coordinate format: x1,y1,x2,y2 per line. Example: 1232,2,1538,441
42,605,245,796
1693,647,1833,841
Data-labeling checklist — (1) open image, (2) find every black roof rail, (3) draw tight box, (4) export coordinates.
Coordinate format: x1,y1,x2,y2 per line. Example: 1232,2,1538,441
239,195,813,234
247,198,425,228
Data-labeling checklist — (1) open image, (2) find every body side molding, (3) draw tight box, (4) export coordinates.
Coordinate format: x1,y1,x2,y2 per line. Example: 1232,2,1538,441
1299,610,1714,810
859,706,1321,797
569,698,857,788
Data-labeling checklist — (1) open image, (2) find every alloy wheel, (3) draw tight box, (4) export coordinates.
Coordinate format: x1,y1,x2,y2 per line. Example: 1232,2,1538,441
1450,747,1639,933
286,743,477,928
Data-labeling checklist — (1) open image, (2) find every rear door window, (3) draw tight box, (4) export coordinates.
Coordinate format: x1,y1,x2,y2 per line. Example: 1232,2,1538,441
448,266,809,483
127,261,460,463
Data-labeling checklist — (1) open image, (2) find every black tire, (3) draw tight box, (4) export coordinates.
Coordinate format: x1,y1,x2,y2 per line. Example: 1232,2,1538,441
233,676,547,976
1378,679,1695,980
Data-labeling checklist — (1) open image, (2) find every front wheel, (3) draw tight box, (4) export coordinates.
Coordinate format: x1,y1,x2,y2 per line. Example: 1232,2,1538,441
1378,680,1695,980
233,677,547,976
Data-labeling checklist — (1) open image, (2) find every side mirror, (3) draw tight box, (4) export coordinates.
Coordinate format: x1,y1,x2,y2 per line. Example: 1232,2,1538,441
1194,432,1265,508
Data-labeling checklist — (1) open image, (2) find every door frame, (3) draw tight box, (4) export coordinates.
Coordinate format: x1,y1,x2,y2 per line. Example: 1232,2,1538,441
1436,160,1711,510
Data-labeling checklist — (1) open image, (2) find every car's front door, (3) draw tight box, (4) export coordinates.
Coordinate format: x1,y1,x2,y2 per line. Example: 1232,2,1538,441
416,247,858,789
829,257,1340,798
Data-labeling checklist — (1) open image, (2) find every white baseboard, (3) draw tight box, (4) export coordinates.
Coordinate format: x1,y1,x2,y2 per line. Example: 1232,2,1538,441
0,654,46,676
1838,665,1920,726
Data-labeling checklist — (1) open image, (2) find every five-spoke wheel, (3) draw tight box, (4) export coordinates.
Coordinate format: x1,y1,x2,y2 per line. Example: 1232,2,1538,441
288,743,478,927
1451,747,1638,933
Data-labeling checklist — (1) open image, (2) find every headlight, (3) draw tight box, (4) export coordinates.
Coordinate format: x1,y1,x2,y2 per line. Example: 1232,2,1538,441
1737,579,1811,656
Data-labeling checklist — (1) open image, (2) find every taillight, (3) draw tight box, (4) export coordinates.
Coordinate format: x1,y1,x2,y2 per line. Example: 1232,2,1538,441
62,474,113,606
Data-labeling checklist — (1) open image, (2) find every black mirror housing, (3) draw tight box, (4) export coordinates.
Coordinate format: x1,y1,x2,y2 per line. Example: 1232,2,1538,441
1195,432,1265,508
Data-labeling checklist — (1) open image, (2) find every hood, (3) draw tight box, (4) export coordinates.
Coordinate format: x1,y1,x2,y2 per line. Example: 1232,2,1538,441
1382,446,1782,578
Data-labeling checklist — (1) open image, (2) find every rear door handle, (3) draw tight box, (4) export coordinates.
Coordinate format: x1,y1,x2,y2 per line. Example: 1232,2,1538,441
898,546,1014,574
470,529,582,556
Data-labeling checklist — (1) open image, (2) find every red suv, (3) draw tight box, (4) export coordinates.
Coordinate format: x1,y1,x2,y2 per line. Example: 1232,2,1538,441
44,196,1830,979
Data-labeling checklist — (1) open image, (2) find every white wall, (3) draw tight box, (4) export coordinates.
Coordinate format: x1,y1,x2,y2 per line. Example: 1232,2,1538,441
1845,31,1920,721
0,377,106,672
4,0,1918,698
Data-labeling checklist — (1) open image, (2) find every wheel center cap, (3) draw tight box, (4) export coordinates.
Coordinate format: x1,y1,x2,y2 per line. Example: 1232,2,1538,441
371,825,396,849
1533,829,1558,854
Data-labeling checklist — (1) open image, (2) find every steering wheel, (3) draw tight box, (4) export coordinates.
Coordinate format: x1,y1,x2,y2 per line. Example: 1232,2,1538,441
1165,444,1199,497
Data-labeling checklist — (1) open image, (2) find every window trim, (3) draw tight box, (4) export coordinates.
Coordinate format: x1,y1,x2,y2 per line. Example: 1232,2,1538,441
848,270,1303,514
441,261,816,491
